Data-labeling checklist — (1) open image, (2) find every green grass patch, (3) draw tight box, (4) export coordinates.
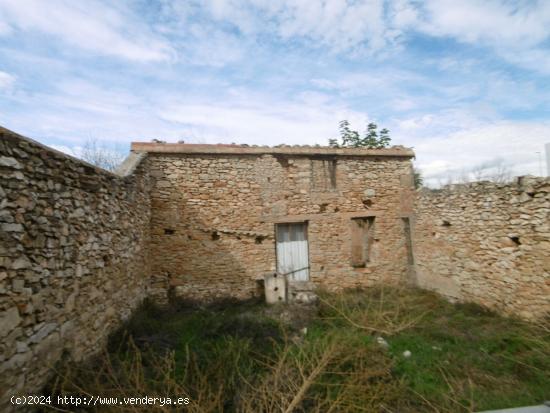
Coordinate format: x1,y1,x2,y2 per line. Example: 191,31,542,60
49,287,549,412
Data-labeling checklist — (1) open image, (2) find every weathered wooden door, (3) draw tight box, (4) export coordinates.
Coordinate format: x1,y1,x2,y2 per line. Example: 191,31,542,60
276,222,309,281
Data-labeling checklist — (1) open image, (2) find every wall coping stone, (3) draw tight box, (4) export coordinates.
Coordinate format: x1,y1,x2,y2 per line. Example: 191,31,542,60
0,126,147,179
130,142,415,158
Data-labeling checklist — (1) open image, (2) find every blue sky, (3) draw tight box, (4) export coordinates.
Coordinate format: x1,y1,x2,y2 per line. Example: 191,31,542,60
0,0,549,185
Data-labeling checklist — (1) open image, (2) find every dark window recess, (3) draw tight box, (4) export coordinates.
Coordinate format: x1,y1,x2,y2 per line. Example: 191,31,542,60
211,231,220,240
362,199,373,208
350,217,375,267
402,218,414,265
164,228,175,235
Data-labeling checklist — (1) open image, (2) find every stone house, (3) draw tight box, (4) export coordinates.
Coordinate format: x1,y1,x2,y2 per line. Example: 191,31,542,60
132,142,417,301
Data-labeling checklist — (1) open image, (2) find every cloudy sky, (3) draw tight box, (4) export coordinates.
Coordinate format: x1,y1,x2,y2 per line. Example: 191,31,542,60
0,0,549,185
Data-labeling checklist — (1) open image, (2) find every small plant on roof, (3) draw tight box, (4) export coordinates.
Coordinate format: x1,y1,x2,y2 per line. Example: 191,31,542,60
329,120,391,149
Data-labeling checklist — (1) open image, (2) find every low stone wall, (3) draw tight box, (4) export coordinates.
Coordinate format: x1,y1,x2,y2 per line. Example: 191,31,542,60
413,177,550,319
0,128,151,409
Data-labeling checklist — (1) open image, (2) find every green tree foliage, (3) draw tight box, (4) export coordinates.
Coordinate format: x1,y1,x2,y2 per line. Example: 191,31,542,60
329,120,391,149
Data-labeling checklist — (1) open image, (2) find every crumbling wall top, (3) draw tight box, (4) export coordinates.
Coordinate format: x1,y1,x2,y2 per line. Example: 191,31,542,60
419,176,550,195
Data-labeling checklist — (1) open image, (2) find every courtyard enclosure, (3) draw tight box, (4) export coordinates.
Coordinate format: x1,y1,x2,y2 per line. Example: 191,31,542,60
0,127,549,411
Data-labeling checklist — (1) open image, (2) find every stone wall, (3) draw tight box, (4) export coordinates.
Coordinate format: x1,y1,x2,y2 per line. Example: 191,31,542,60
413,177,550,319
0,128,151,409
2,124,548,410
138,143,416,301
2,122,549,413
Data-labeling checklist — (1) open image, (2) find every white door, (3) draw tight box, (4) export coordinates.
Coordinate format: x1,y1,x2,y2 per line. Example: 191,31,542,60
276,222,309,281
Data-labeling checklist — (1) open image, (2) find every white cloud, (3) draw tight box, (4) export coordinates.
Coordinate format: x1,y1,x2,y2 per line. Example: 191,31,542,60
414,0,550,73
158,0,550,64
202,0,261,34
4,0,545,69
158,94,366,145
311,69,426,100
499,47,550,75
419,0,550,48
389,0,420,29
184,24,247,67
2,79,365,147
0,20,11,35
0,0,173,61
275,0,391,52
398,114,434,131
418,159,452,179
412,121,550,186
390,98,417,111
170,0,405,54
1,78,183,144
1,0,548,184
0,71,15,89
394,108,495,141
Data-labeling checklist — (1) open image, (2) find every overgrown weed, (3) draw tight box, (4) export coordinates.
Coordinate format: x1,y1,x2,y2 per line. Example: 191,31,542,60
47,286,550,412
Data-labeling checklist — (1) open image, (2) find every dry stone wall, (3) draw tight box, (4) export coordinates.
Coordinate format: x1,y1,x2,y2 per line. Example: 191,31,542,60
413,177,550,319
0,128,151,409
143,145,416,301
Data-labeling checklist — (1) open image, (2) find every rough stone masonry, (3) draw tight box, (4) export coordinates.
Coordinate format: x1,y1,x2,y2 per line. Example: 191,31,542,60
0,126,549,411
136,142,417,302
0,127,151,410
414,177,550,320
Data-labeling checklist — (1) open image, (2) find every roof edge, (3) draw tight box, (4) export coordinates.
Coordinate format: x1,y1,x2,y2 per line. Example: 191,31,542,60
130,142,415,158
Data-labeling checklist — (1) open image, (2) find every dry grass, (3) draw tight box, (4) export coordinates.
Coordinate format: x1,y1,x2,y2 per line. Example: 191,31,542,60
46,286,550,412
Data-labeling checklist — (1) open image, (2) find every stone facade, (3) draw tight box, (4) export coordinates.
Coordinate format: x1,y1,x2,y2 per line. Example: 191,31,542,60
136,142,417,301
0,128,151,410
413,177,550,319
